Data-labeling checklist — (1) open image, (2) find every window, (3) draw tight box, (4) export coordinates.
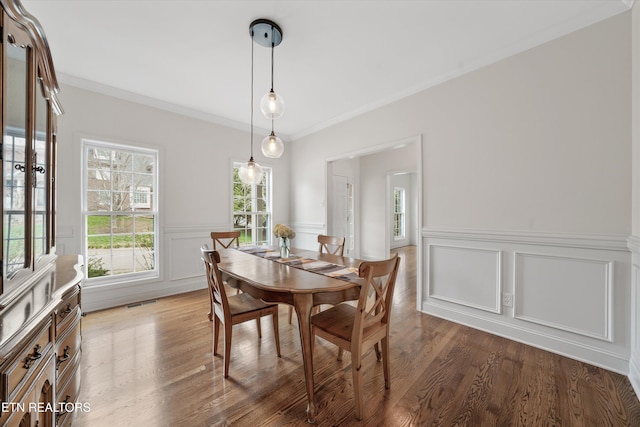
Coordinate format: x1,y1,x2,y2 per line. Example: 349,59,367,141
393,187,405,240
132,186,151,209
232,163,271,245
82,140,158,281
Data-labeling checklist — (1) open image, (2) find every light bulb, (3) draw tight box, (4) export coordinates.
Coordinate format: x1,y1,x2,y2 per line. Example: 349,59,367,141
238,158,264,185
261,132,284,158
260,89,285,119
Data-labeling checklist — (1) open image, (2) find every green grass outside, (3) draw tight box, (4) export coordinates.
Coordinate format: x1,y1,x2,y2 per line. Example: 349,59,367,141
87,215,154,249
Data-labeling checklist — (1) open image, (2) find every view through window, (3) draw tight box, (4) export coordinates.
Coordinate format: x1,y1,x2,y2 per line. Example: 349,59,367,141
393,187,405,240
232,163,271,245
83,140,158,281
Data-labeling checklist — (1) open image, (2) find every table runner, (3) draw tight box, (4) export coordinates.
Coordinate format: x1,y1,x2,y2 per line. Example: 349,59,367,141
237,246,360,282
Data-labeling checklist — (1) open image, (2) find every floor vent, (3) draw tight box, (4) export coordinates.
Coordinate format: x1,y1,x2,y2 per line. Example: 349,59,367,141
126,299,158,309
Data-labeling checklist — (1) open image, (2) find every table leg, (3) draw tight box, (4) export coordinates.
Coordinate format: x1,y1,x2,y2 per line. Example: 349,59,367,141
293,293,316,423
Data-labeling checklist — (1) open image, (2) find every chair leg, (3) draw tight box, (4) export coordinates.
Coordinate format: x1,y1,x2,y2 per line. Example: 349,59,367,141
382,336,390,389
207,289,214,322
272,312,281,357
256,318,262,337
374,342,382,361
337,347,344,362
351,350,364,420
213,316,221,355
288,306,293,324
224,323,233,378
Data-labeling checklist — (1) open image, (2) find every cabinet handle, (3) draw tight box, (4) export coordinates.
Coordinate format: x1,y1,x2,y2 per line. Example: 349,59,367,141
56,395,72,422
56,345,71,369
60,303,73,318
23,344,42,369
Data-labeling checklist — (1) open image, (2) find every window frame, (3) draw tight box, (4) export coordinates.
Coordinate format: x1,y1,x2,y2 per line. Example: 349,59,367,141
393,187,405,240
81,138,159,285
232,162,273,246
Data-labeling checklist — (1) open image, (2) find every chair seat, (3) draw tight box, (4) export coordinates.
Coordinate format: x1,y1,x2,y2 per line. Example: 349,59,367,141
311,303,378,342
228,292,277,316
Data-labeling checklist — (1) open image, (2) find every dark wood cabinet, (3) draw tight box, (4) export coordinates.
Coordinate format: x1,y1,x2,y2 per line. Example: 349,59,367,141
1,0,60,300
0,1,82,426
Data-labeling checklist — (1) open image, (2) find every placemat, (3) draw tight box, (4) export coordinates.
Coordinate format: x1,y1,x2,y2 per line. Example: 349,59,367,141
237,246,359,282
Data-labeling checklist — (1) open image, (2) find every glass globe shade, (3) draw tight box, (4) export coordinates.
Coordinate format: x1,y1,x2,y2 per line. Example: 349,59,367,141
238,159,264,185
261,132,284,158
260,89,285,120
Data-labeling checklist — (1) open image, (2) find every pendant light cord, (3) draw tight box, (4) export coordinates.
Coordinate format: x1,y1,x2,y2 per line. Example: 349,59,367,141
270,25,275,90
250,34,254,159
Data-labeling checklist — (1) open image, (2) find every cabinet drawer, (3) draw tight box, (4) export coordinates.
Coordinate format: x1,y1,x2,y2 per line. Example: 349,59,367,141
3,318,53,403
56,315,81,383
56,364,81,427
0,352,55,427
56,285,81,332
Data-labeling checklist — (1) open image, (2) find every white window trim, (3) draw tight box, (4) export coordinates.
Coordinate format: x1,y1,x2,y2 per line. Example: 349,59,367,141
393,187,405,241
81,138,160,286
231,161,273,246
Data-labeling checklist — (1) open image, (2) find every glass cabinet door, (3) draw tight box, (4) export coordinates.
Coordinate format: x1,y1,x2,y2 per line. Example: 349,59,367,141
34,79,49,262
3,39,29,282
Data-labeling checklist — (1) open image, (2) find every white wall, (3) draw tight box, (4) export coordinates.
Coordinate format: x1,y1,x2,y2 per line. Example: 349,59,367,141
56,85,291,312
290,12,632,372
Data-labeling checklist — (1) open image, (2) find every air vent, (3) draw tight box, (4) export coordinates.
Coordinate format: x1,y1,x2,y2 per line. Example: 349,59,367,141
126,299,157,309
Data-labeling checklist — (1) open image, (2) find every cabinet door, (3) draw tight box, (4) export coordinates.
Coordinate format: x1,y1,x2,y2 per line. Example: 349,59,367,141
34,78,49,263
2,22,32,290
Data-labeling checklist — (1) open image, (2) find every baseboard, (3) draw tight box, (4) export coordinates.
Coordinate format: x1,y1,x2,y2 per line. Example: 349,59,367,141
82,277,206,313
630,353,640,399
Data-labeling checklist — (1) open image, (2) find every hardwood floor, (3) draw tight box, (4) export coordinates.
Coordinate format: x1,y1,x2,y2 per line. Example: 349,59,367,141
73,246,640,426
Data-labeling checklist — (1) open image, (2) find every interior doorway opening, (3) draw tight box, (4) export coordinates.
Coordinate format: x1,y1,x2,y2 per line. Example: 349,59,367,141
325,135,422,309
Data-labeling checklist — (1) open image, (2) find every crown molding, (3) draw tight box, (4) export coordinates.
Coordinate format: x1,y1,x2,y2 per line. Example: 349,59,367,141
57,72,281,139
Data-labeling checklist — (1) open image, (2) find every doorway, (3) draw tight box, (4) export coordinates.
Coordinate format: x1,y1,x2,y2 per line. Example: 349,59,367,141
325,135,422,308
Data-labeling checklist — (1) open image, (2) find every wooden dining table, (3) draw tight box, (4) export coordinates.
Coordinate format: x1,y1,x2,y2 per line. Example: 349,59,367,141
217,247,362,423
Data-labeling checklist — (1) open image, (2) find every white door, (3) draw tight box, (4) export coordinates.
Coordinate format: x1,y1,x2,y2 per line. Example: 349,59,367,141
329,175,351,254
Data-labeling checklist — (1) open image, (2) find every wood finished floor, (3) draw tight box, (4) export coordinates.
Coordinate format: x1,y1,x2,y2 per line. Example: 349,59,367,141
73,246,640,426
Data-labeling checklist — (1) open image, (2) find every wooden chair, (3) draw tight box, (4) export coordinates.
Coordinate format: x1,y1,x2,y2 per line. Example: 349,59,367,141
287,234,347,324
311,254,400,420
211,231,241,250
201,245,281,378
211,231,243,299
318,234,346,256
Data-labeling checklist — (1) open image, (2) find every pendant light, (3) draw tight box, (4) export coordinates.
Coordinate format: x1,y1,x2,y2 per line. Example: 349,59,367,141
257,20,285,120
250,19,285,159
239,32,264,185
261,119,284,158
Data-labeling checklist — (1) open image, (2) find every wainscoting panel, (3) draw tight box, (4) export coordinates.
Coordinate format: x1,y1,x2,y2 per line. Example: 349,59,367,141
627,235,640,398
429,245,501,313
514,252,612,341
422,228,631,374
168,234,209,281
291,222,325,251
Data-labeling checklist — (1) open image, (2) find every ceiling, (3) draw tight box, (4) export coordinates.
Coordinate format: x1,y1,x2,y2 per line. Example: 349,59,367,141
21,0,633,140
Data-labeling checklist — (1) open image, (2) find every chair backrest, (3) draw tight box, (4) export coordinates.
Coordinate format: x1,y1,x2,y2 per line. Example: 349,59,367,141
353,254,401,338
211,231,241,250
318,234,346,256
201,245,230,318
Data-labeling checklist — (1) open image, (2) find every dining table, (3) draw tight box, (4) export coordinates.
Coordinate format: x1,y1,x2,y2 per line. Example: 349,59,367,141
217,246,362,423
